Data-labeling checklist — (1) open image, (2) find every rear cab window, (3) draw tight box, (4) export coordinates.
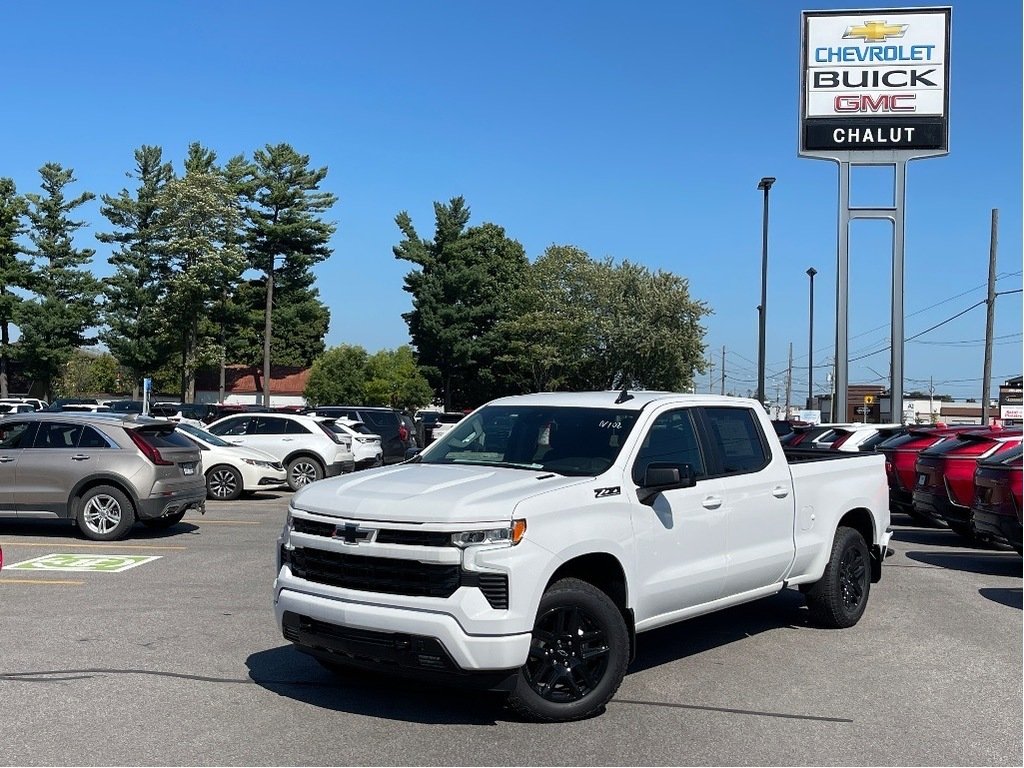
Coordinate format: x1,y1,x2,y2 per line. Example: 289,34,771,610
699,406,771,476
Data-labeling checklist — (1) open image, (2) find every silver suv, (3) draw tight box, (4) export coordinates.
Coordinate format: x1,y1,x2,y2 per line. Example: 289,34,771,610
0,412,206,541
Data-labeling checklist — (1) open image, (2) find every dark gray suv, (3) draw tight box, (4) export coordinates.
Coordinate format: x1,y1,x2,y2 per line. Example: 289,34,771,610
0,413,206,541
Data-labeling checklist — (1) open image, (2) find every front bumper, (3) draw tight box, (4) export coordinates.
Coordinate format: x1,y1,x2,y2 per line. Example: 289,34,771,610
274,585,531,672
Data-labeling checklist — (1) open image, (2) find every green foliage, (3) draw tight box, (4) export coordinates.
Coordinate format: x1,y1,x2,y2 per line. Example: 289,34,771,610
17,163,101,399
158,144,246,401
97,145,176,394
303,344,369,406
229,143,337,369
364,346,434,410
496,246,710,393
394,197,527,409
54,351,129,397
0,178,30,396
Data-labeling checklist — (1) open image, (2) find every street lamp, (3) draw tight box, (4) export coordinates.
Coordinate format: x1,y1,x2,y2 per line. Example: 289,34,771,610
756,176,775,407
806,266,817,410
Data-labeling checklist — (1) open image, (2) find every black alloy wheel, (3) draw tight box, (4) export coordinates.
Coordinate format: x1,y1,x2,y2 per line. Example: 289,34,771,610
525,604,611,703
838,543,866,612
804,526,871,628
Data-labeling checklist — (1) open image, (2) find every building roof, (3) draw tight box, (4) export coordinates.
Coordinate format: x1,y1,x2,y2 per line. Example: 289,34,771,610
195,365,311,396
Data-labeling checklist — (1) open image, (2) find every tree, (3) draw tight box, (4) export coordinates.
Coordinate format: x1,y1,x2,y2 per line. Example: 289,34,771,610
394,197,527,409
364,346,434,410
158,143,245,402
54,350,127,397
97,145,175,397
0,178,30,397
304,344,369,406
230,144,337,395
17,163,101,400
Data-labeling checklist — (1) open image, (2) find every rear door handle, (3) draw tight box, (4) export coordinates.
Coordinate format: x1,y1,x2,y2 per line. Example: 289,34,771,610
71,454,91,461
702,495,723,510
0,456,14,463
772,485,790,499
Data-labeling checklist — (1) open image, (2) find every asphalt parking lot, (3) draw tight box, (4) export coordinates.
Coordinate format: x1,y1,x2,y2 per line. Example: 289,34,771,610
1,494,1020,766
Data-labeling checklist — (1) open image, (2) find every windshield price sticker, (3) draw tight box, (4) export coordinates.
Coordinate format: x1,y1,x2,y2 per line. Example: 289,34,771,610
6,554,162,573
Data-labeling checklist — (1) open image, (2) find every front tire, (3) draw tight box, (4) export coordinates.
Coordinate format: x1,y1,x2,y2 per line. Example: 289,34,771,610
805,526,871,628
76,486,136,541
206,465,243,501
507,577,629,722
287,456,324,491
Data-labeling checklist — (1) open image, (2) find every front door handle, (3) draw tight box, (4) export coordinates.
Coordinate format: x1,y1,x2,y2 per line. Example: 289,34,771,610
772,485,790,499
71,454,91,461
702,495,723,510
0,456,14,463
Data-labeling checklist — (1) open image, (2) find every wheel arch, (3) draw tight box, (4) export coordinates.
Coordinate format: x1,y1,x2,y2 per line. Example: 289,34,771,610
837,507,881,583
545,552,636,662
283,450,326,470
68,475,140,520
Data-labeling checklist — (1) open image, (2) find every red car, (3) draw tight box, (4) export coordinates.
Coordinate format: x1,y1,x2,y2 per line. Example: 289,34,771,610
877,425,979,522
912,428,1023,542
971,445,1023,554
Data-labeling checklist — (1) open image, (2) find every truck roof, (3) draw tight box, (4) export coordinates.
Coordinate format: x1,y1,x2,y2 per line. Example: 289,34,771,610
485,390,760,411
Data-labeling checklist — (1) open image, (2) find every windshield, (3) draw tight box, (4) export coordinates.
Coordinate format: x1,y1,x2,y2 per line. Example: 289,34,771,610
176,422,233,448
417,404,640,476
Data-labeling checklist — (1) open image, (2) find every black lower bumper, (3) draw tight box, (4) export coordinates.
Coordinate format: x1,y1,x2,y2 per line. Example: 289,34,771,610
281,611,518,691
972,509,1023,551
912,491,968,526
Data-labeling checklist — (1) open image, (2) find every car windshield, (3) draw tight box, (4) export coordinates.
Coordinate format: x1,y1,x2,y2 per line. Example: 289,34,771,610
176,422,234,448
417,404,640,476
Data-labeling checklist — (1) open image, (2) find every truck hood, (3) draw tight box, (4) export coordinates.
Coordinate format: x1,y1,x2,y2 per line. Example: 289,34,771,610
290,462,588,524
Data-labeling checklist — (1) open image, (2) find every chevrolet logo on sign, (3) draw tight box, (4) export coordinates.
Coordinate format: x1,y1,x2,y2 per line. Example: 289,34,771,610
334,523,373,544
843,20,908,42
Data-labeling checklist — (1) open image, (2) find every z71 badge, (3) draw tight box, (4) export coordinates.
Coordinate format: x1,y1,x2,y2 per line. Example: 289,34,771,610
594,486,621,498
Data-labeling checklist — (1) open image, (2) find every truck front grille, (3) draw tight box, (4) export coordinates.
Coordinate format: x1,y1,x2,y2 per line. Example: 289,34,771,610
287,547,460,598
291,517,452,546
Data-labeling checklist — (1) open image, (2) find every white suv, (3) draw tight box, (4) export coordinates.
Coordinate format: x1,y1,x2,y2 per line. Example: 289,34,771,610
206,412,355,491
336,418,384,470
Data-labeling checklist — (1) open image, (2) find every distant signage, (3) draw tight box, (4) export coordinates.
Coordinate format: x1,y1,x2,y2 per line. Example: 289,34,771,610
800,7,951,154
1001,405,1023,421
799,410,821,424
864,394,875,405
6,554,161,573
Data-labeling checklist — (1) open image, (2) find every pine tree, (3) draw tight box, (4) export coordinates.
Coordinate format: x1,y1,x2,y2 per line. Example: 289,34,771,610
18,163,100,400
0,178,30,397
97,145,175,397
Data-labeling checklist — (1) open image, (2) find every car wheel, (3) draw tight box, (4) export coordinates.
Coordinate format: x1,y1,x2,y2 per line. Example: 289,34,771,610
207,465,243,501
506,577,629,722
287,457,324,491
141,511,187,529
804,526,870,628
76,485,136,541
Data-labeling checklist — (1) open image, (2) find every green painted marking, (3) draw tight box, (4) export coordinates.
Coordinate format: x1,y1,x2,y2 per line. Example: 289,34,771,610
6,553,162,573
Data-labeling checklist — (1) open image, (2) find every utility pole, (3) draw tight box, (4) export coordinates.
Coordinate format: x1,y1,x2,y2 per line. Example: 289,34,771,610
774,379,781,419
929,376,935,424
981,209,998,425
720,345,726,396
785,342,793,421
707,354,716,394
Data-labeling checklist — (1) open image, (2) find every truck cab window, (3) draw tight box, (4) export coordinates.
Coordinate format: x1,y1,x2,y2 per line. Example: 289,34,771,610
632,409,706,485
701,407,770,474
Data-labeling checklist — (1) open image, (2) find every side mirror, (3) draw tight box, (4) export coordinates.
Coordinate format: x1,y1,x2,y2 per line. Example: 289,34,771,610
637,462,697,505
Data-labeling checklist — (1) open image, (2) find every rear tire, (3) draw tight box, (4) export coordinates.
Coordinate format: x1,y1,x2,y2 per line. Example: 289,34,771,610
76,485,136,541
287,456,324,491
506,577,629,722
805,526,871,628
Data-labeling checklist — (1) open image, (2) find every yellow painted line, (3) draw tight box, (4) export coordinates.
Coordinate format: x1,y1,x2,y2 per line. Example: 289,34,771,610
0,542,186,551
0,578,84,586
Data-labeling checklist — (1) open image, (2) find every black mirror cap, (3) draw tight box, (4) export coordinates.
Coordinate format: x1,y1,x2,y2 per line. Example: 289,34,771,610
637,462,697,505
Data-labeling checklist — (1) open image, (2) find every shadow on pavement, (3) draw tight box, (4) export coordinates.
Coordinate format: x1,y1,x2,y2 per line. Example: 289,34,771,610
246,645,506,725
978,587,1023,610
906,550,1022,577
890,528,985,549
0,519,200,540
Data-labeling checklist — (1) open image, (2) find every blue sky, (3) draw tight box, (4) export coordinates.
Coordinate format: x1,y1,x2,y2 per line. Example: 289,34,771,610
3,0,1020,401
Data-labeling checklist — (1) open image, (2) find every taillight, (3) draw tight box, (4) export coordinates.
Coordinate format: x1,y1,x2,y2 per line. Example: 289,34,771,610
399,424,409,442
126,429,173,466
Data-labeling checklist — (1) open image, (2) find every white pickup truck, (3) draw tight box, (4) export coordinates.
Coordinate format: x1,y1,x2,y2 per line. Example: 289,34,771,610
274,392,890,721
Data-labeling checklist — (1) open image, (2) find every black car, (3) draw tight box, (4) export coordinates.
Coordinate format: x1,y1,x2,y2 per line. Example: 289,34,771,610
310,406,413,464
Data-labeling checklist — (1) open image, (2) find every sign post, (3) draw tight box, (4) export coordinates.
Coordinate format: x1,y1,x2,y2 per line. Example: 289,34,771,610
800,7,951,428
142,377,152,417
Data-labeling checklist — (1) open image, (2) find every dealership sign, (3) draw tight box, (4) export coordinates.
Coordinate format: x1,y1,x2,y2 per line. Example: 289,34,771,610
800,7,951,155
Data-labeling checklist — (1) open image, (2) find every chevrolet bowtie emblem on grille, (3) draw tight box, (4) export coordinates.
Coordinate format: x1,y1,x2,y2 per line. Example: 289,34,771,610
334,523,373,544
843,20,908,42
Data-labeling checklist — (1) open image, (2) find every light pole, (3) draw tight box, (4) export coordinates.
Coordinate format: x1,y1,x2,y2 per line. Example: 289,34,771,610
756,176,775,407
806,266,817,410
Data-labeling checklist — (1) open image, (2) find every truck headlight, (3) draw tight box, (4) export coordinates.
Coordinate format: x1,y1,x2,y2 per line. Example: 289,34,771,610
451,519,526,548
